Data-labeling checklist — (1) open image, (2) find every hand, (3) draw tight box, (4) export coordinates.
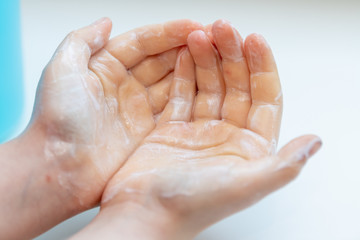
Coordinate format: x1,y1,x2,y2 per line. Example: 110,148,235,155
30,18,202,207
0,18,202,239
88,20,322,239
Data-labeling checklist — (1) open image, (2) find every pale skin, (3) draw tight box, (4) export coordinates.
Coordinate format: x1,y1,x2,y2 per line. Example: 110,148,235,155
0,18,204,239
71,20,322,239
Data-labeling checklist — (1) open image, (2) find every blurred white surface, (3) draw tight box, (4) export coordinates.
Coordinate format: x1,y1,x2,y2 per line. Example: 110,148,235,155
20,0,360,239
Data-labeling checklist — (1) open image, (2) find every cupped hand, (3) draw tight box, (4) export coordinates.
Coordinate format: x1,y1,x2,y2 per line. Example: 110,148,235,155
29,18,202,208
100,20,322,238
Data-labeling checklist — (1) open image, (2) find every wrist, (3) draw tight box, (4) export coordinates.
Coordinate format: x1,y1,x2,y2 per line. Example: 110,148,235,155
31,115,110,208
0,122,85,238
30,118,106,207
72,200,187,240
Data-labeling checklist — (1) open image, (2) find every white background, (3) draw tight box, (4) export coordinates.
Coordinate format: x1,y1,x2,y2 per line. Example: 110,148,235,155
19,0,360,239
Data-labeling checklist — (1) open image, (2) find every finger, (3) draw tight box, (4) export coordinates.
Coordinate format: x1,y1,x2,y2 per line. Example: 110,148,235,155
52,18,112,70
258,135,322,193
212,20,251,128
89,49,128,98
228,135,321,212
105,19,203,69
159,47,195,123
131,48,179,87
118,77,155,138
148,72,173,114
188,30,225,120
245,34,283,143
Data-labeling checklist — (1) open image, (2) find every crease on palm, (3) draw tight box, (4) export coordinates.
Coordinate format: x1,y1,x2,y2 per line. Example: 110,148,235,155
85,44,182,175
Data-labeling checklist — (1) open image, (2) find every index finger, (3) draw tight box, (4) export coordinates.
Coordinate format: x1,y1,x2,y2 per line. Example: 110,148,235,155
105,19,203,69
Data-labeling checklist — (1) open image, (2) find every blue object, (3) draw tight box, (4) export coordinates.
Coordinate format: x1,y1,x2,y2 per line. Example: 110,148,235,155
0,0,23,143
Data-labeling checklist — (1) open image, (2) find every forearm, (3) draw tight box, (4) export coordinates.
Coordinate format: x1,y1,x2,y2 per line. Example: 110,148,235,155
0,123,83,239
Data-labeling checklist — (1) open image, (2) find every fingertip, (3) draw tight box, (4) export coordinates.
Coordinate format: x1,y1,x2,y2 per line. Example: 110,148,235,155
277,135,322,166
304,135,322,158
101,17,113,35
159,45,195,123
179,19,203,29
187,30,207,45
92,17,112,27
245,33,276,73
187,29,206,49
167,19,204,36
187,30,217,68
245,33,269,48
212,19,240,39
262,135,321,190
68,17,112,56
211,19,244,62
245,33,270,58
92,17,113,43
88,17,112,39
163,19,204,48
248,136,322,197
212,19,231,33
189,20,204,31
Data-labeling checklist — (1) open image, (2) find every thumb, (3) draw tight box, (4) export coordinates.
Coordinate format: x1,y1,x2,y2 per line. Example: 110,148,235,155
276,134,322,172
218,135,322,219
258,135,322,193
52,17,112,65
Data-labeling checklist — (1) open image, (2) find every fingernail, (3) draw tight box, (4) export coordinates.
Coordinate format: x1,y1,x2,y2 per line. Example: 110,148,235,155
298,137,322,162
307,138,322,158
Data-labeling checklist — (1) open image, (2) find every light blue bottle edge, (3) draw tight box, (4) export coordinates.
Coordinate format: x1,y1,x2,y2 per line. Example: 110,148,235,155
0,0,24,143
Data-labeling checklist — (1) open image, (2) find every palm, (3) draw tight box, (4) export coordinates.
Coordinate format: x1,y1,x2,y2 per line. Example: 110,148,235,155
103,118,272,199
31,19,202,206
